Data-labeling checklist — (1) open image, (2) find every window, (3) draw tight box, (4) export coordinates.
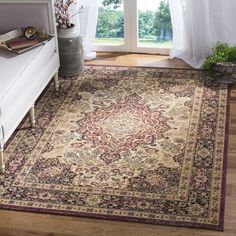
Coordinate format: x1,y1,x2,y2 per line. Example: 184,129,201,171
96,0,124,46
95,0,172,54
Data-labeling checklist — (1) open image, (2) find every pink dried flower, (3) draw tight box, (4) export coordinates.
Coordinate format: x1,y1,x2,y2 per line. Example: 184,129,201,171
55,0,83,29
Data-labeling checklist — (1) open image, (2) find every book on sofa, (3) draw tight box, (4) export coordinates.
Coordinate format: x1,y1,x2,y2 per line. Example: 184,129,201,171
0,27,53,54
6,37,40,50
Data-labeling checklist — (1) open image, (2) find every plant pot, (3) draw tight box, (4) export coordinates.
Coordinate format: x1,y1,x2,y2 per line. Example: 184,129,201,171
213,62,236,84
57,24,84,77
214,62,236,74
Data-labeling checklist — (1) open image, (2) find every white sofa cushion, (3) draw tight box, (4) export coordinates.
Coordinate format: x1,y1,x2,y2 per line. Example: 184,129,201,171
0,38,56,101
0,0,59,174
0,37,58,141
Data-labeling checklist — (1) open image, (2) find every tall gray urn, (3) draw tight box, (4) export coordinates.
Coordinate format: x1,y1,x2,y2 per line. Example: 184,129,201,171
57,25,84,77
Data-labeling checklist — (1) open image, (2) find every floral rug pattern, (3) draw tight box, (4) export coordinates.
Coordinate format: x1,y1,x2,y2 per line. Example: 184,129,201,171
0,66,229,230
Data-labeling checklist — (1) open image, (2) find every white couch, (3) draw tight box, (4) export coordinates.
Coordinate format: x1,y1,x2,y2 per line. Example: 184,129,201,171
0,0,60,173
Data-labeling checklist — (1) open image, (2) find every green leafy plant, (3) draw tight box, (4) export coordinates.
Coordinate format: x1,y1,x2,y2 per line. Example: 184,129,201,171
102,0,122,9
203,43,236,74
227,46,236,61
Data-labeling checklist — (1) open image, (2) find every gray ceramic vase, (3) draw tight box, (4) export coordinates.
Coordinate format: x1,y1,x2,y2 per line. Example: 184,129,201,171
57,25,84,77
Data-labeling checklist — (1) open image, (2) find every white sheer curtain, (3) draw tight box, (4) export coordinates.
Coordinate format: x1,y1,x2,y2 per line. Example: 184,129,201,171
169,0,236,68
77,0,98,60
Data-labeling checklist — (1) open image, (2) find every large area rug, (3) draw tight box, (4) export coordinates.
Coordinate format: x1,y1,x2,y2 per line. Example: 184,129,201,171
0,66,229,230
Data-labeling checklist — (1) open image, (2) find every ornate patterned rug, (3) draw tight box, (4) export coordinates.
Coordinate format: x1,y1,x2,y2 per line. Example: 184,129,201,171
0,66,229,230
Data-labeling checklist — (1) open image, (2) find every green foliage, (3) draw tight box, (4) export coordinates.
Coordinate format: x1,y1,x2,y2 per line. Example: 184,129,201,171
96,8,124,38
203,43,236,74
138,11,156,39
154,0,172,40
102,0,122,9
227,47,236,61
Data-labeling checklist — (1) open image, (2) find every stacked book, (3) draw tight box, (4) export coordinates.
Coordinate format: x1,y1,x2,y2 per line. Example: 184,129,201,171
6,37,39,50
0,28,53,54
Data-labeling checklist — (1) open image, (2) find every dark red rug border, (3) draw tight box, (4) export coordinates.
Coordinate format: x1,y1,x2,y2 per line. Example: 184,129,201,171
218,83,231,231
0,66,230,232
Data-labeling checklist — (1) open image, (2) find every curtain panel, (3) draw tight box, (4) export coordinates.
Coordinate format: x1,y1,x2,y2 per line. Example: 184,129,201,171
169,0,236,68
72,0,98,60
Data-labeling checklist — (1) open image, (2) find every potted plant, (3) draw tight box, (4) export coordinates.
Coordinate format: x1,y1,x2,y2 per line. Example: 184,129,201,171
203,43,236,83
54,0,85,77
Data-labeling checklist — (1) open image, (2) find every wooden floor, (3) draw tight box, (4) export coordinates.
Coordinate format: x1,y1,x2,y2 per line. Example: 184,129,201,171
86,52,192,69
0,53,235,236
